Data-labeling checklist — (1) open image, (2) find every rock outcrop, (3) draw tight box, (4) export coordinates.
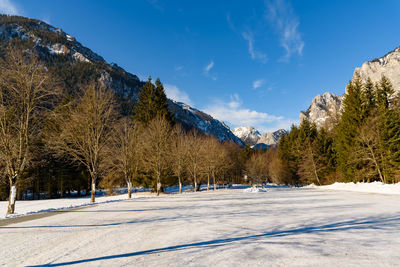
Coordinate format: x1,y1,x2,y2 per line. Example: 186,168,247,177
257,129,287,146
300,92,343,128
354,47,400,91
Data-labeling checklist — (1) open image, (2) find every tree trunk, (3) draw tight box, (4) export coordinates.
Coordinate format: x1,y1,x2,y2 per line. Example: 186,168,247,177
194,175,197,192
127,181,132,198
308,142,321,186
156,174,161,196
213,172,216,191
91,182,96,203
6,182,17,216
207,173,210,191
178,175,182,194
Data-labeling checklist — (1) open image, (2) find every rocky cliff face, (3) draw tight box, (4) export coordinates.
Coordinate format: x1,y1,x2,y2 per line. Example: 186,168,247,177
300,92,343,128
354,47,400,91
0,15,243,145
257,129,287,146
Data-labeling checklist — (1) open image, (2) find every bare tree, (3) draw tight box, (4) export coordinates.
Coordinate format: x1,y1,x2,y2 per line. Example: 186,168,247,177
0,49,56,215
202,136,228,191
49,85,116,203
170,124,189,193
245,152,268,188
298,138,323,185
186,129,204,192
354,116,385,183
105,117,141,198
140,116,172,196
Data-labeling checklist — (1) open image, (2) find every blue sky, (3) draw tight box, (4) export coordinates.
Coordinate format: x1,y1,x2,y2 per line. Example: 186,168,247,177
2,0,400,132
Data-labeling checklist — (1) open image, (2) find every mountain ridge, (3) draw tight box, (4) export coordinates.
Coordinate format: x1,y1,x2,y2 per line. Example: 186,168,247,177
0,15,243,145
232,126,286,147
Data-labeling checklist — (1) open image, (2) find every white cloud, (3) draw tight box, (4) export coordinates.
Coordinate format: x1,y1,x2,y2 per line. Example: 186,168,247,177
147,0,163,11
204,60,214,73
265,0,304,61
242,31,268,63
174,66,183,71
0,0,19,15
203,60,217,80
164,84,193,106
226,12,235,30
204,94,286,132
253,79,265,89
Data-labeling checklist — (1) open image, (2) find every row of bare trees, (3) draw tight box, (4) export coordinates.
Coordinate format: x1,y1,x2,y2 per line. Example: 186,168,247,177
0,49,250,216
106,116,235,197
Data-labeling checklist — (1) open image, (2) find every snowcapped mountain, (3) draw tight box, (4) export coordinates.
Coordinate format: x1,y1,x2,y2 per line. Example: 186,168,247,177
232,126,261,146
232,126,286,147
0,16,243,145
300,46,400,128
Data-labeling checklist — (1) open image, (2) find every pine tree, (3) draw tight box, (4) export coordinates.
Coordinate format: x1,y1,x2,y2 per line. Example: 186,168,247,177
154,78,174,124
133,77,174,126
361,77,376,119
376,76,396,182
335,76,364,181
133,77,156,125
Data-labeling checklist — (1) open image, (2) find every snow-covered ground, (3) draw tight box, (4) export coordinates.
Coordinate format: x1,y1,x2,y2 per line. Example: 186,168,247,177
1,187,400,266
308,181,400,195
0,193,153,220
0,184,282,219
243,186,268,193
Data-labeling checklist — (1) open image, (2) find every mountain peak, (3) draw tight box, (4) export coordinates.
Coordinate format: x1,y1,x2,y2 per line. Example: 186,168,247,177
232,126,261,146
300,92,343,128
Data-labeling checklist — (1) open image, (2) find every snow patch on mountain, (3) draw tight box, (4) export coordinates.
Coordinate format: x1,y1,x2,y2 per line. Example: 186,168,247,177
232,126,286,147
232,126,260,146
171,101,244,144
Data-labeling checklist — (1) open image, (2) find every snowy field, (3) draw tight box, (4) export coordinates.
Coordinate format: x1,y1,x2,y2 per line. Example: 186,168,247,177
1,187,400,266
0,192,153,220
308,181,400,195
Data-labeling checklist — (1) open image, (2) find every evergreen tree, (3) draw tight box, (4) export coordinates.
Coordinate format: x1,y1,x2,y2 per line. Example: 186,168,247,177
361,77,376,119
133,77,174,125
335,76,364,181
385,108,400,182
376,76,396,182
154,78,174,124
133,77,156,125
